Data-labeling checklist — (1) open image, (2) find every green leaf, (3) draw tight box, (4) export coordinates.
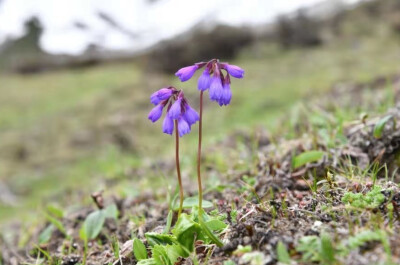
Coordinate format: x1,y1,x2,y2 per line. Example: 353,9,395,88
205,219,227,231
133,238,148,261
163,211,173,234
233,245,252,255
45,214,67,236
79,210,105,240
136,258,157,265
46,204,64,218
111,236,120,259
292,151,325,169
152,245,172,265
320,233,335,264
172,196,213,211
151,244,185,265
346,230,385,250
104,204,119,220
277,241,291,264
145,232,176,247
38,225,54,244
199,219,224,247
172,214,202,253
373,115,392,139
164,244,185,264
296,236,320,262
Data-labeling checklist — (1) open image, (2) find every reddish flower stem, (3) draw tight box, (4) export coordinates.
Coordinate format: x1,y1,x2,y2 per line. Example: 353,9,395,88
197,91,204,220
175,120,183,217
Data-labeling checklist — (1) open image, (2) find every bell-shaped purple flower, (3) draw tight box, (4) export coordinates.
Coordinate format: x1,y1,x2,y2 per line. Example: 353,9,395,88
150,88,173,105
224,64,245,79
209,75,223,101
219,82,232,106
198,69,212,91
148,104,164,122
175,65,199,82
177,117,191,137
183,103,199,125
162,115,174,135
168,98,182,119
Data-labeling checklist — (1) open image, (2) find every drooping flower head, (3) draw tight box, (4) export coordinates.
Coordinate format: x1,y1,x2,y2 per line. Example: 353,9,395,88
150,87,174,105
175,59,244,106
148,87,199,137
175,65,199,82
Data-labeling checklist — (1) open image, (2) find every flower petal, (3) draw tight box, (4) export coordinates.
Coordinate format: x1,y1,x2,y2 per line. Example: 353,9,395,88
162,115,174,135
150,88,173,105
219,83,232,106
175,65,198,82
198,69,212,91
148,104,164,122
209,76,223,101
183,104,199,125
168,98,182,119
225,64,244,79
177,117,191,137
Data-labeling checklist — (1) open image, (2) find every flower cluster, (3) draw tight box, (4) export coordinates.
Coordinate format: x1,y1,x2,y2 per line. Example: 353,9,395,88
175,59,244,106
148,87,199,137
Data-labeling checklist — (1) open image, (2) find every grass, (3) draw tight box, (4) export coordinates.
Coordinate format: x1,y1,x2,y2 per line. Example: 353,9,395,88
0,31,399,223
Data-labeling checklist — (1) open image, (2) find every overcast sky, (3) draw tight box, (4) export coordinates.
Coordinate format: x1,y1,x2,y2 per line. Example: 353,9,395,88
0,0,358,55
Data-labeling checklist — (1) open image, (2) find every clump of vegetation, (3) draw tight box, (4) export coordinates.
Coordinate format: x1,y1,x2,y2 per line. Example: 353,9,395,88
342,186,387,209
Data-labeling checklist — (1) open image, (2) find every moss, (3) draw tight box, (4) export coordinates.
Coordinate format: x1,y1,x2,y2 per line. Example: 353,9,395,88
342,186,387,209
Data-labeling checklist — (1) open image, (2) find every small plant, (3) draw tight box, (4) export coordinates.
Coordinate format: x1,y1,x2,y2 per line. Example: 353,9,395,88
342,185,386,209
296,233,336,264
144,60,243,263
276,241,291,264
175,59,244,220
136,210,226,264
148,87,199,216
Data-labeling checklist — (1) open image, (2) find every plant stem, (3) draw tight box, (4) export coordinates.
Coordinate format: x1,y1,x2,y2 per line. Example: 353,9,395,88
175,120,184,218
197,91,204,221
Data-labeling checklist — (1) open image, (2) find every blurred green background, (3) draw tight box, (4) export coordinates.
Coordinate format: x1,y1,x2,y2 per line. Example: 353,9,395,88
0,0,400,223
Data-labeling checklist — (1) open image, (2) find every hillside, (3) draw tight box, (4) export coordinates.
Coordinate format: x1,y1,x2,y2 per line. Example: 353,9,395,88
2,62,400,264
1,0,400,264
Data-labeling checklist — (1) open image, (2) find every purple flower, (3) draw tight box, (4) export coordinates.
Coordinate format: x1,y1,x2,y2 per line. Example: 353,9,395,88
162,115,174,135
149,87,198,137
175,65,199,82
177,117,191,137
209,75,223,101
183,103,199,125
224,64,244,79
219,82,232,106
148,104,164,122
168,98,182,119
150,88,174,105
174,59,244,107
198,69,212,91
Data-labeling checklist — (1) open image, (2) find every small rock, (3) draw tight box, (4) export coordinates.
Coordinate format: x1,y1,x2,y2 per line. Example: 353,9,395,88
243,236,251,245
294,179,310,190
